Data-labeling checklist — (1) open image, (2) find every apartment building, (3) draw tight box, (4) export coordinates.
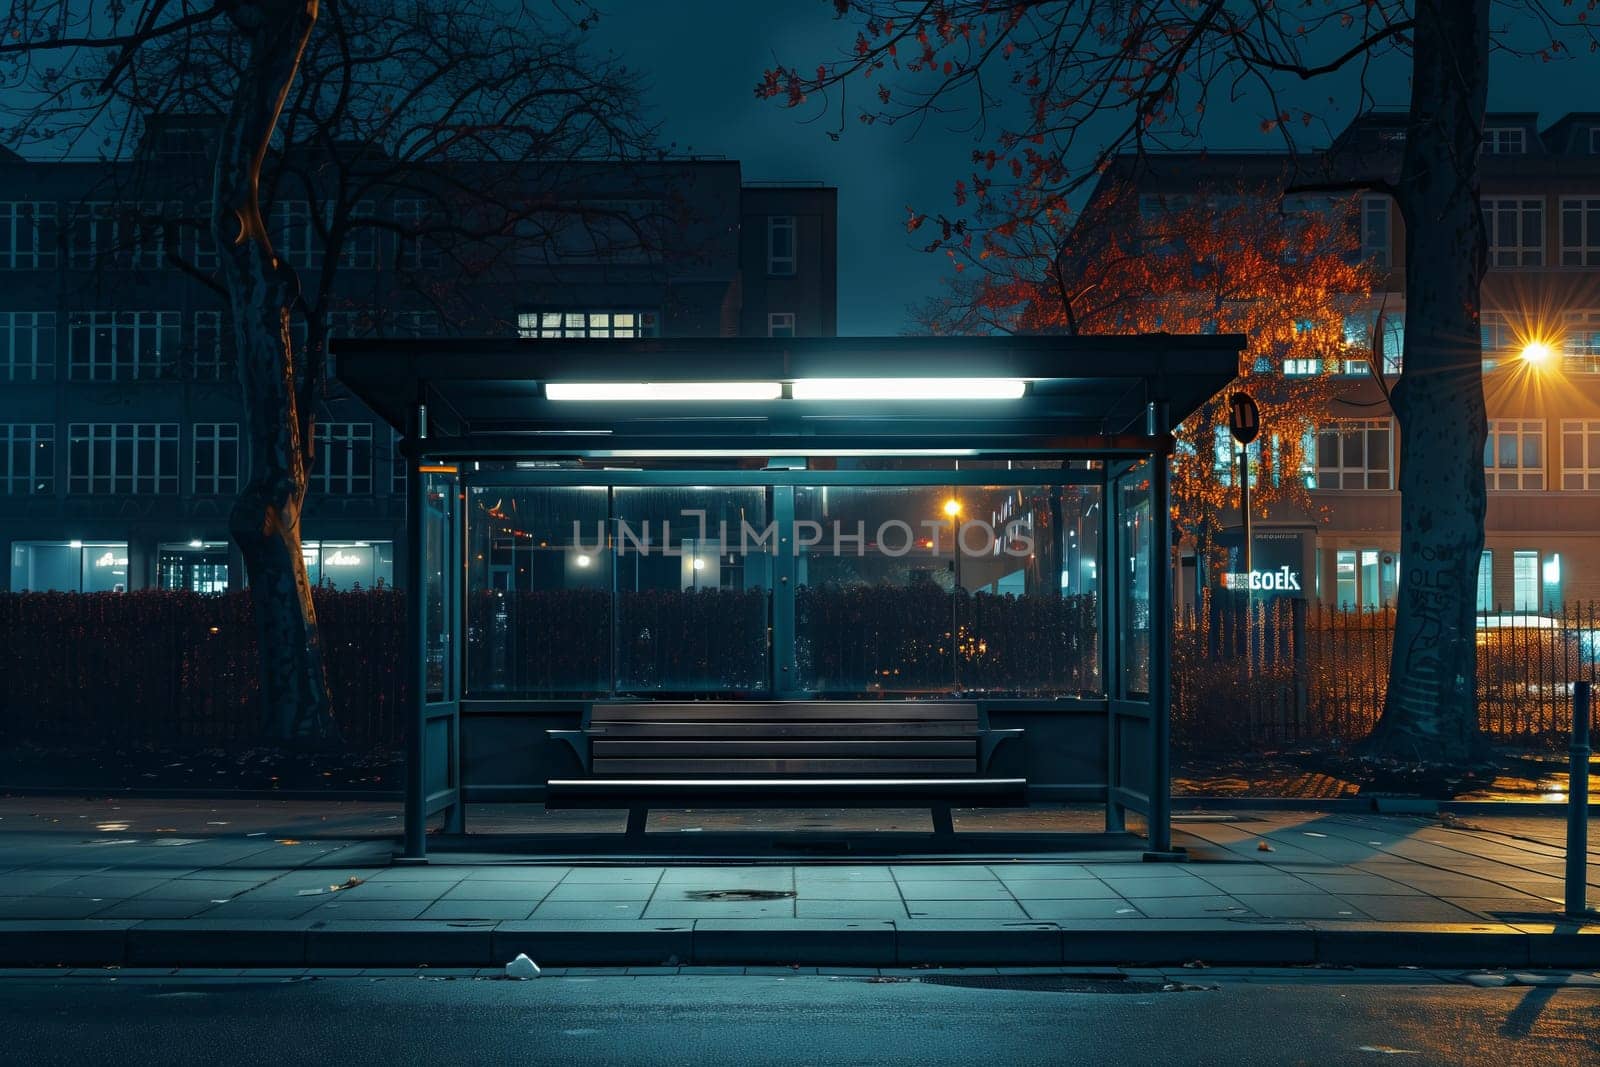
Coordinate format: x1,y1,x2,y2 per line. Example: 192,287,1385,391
0,124,838,592
1082,110,1600,612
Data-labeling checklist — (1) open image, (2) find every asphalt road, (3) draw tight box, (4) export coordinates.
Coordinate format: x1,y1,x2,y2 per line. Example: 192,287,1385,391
1,972,1596,1066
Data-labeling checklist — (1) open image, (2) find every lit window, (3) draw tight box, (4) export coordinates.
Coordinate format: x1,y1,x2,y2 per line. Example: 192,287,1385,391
767,311,796,338
516,310,659,339
1476,550,1493,613
1512,550,1539,612
1485,419,1545,490
767,215,796,276
1565,310,1600,373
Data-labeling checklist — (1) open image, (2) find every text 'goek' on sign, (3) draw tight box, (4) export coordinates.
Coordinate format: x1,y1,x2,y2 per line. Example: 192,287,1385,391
1221,565,1301,592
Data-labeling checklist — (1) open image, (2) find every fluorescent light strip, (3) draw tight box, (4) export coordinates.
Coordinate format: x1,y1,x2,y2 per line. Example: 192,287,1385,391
546,382,782,402
604,448,981,458
791,378,1027,400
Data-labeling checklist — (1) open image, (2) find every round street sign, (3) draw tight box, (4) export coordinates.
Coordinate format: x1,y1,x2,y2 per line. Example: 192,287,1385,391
1228,391,1260,445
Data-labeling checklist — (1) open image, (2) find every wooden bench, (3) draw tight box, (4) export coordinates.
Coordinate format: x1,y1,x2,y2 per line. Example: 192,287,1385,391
545,701,1025,840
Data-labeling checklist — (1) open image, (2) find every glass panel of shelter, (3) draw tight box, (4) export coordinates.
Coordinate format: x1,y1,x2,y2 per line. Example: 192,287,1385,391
462,473,1108,701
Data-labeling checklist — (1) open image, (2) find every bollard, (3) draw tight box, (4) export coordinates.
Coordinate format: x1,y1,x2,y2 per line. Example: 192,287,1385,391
1567,680,1592,918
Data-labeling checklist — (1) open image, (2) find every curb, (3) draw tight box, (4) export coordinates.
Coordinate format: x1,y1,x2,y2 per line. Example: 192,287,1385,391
1,919,1593,970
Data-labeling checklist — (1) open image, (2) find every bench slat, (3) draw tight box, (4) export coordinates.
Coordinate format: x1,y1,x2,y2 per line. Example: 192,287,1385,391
594,740,976,758
592,758,977,775
588,721,979,739
592,702,978,722
545,777,1027,809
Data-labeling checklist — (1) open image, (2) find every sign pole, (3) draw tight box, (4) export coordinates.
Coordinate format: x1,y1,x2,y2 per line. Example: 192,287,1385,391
1228,392,1260,676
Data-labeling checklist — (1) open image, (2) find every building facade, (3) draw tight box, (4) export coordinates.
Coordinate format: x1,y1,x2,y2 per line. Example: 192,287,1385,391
0,137,837,593
1091,110,1600,613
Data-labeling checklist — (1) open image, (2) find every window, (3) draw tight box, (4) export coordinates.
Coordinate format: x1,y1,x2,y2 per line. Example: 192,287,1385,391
313,422,373,494
192,310,228,381
1361,196,1390,267
389,428,407,495
515,310,659,339
193,423,240,495
1,424,53,495
767,215,796,275
1314,420,1393,490
10,541,129,593
1482,127,1526,155
392,199,440,268
1561,419,1600,489
390,310,440,337
767,311,796,338
67,423,179,494
1485,419,1544,489
1284,358,1320,376
67,311,182,381
302,540,395,591
68,201,171,269
1513,550,1540,612
0,202,58,269
1482,197,1544,267
1481,310,1515,365
1342,311,1403,375
1566,310,1600,373
337,200,376,269
1476,550,1493,613
190,202,217,270
269,200,319,269
1,311,56,381
1560,197,1600,267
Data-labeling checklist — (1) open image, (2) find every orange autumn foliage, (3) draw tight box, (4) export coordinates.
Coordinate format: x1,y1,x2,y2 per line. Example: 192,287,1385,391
920,179,1382,555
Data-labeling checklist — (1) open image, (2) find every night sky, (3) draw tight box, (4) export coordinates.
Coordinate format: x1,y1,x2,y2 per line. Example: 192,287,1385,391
598,1,1600,335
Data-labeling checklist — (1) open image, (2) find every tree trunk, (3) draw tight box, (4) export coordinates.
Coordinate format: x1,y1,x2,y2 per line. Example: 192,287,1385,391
212,0,332,742
1366,0,1489,762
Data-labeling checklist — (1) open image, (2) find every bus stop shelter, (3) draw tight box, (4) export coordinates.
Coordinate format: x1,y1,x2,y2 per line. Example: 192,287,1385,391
335,335,1241,858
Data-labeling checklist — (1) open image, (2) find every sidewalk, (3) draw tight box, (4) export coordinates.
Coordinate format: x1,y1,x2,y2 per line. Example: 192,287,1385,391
0,799,1594,969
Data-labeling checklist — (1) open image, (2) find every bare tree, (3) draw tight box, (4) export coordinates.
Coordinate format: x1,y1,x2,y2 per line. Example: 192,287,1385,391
1,0,658,739
764,1,1600,764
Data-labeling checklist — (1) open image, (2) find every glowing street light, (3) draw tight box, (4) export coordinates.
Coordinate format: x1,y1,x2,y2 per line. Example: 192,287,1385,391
1521,340,1554,367
575,554,592,568
942,498,962,518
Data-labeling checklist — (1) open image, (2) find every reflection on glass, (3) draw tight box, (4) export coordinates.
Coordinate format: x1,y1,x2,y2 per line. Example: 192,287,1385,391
423,474,451,702
1118,470,1152,698
466,486,612,695
613,486,770,693
794,484,1101,696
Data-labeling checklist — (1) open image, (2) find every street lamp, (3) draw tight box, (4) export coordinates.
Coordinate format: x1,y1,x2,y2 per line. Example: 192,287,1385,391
1521,340,1554,367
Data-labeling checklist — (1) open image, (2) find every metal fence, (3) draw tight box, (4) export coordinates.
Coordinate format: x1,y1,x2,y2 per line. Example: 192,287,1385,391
1174,593,1600,749
0,589,407,747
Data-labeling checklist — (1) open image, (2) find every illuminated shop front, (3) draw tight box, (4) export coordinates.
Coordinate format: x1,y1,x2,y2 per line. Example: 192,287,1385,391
301,539,395,590
10,540,130,593
337,334,1240,857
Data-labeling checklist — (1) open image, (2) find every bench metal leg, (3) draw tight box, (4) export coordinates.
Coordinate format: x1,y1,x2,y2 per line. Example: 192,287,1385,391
931,805,955,838
624,807,648,842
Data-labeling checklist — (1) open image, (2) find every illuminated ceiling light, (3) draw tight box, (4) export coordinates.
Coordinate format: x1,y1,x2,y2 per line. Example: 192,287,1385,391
188,539,204,549
546,382,782,402
68,540,83,549
791,378,1027,400
575,554,593,568
1520,340,1554,366
692,558,706,570
943,498,962,518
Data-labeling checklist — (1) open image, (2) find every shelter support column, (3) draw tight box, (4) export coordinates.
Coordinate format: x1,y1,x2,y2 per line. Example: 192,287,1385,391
1144,399,1183,861
401,399,429,862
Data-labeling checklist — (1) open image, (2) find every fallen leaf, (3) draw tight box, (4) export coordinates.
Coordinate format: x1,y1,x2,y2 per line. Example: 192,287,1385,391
1257,841,1274,852
276,839,301,845
330,877,364,892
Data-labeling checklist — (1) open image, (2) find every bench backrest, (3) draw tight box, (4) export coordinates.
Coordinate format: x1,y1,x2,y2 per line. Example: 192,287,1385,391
585,701,981,779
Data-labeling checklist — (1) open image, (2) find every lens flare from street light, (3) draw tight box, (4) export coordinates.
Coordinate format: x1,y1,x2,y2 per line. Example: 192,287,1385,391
575,554,592,568
943,499,962,518
1520,340,1554,366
